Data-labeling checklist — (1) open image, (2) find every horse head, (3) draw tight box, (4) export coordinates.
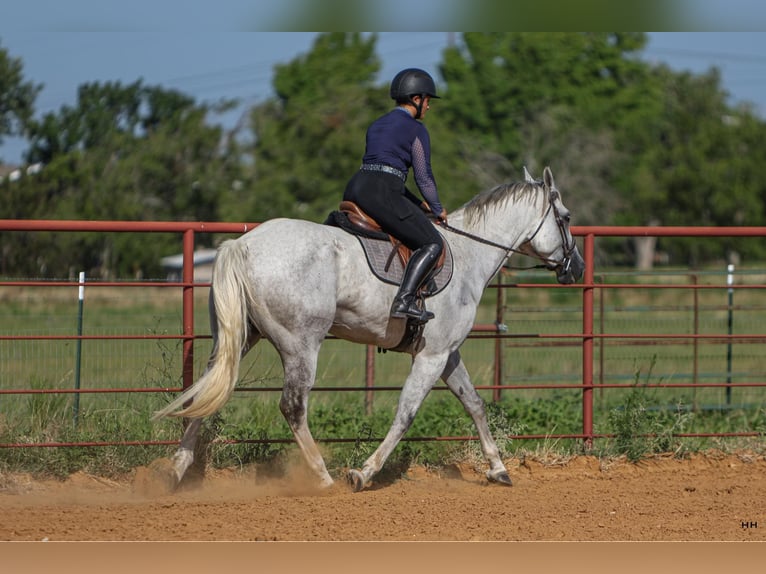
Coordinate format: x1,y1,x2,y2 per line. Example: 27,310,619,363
520,166,584,284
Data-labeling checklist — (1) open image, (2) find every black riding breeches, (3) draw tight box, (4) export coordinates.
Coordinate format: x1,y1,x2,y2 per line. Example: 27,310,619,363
343,170,443,252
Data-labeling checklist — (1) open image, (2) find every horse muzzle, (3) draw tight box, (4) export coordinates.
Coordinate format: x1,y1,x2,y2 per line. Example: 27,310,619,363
555,247,585,284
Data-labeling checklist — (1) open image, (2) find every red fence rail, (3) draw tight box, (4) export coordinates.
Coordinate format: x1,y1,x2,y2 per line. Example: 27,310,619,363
1,219,765,451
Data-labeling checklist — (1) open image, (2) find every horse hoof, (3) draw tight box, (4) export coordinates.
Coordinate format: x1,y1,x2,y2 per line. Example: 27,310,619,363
487,470,513,486
133,458,180,497
318,475,335,490
347,469,366,492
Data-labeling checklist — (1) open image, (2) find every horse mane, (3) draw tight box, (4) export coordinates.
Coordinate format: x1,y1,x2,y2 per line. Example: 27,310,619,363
461,180,544,226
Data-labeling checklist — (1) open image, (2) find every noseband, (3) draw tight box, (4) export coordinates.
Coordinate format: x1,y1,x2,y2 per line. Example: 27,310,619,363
546,192,578,276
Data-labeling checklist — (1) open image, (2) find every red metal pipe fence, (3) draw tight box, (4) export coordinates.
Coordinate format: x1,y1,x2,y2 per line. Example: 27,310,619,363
1,219,765,451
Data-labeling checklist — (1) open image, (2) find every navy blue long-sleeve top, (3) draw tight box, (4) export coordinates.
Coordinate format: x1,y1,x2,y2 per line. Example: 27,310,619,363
362,107,444,216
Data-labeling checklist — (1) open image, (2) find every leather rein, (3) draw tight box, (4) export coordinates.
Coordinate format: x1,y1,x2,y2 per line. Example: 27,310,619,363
437,191,576,274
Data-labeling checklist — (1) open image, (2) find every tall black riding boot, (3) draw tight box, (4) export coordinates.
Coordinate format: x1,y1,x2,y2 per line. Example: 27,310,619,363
390,243,441,323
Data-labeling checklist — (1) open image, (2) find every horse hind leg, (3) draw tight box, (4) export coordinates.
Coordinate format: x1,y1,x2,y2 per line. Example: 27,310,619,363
169,417,203,480
133,415,204,497
161,329,262,490
441,351,512,486
279,349,334,489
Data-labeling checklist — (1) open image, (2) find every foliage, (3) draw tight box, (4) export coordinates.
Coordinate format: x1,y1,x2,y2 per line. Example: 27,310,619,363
5,379,763,479
2,80,243,278
0,390,177,478
433,33,650,215
439,33,648,153
0,41,41,147
241,33,384,223
607,360,695,462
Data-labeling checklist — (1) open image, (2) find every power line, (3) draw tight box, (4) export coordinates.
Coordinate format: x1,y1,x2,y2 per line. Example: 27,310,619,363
645,46,766,66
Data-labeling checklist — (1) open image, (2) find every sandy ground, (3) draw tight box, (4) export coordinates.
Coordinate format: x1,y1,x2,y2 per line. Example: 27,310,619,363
1,451,765,542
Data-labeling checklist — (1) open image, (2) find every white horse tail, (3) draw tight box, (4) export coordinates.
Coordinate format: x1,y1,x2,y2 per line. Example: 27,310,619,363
152,238,254,421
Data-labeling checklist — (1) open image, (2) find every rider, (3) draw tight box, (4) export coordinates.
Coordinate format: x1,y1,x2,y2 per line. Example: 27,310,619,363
343,68,448,323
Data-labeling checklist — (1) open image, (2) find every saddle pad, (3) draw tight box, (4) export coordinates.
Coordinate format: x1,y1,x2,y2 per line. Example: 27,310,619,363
356,235,454,296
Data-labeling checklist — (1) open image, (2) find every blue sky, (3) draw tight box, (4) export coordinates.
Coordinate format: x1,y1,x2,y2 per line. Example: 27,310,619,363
2,26,766,163
0,32,450,163
3,0,766,32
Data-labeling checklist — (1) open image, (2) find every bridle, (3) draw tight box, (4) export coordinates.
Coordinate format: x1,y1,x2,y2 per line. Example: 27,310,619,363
438,188,577,274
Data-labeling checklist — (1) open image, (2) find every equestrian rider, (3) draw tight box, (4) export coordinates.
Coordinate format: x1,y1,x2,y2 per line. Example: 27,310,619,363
343,68,448,323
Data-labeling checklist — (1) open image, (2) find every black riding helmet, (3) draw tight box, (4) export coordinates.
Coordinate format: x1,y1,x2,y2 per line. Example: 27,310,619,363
390,68,440,119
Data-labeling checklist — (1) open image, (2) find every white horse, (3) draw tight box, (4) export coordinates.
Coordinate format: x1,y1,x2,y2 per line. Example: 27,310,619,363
152,166,584,492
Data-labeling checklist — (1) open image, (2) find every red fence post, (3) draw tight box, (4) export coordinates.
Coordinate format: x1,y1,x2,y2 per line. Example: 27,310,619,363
182,229,195,390
581,233,595,448
692,272,699,411
492,272,505,402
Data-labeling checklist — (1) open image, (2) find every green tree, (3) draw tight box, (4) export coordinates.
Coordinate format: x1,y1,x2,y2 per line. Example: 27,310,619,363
5,80,242,278
617,66,766,265
431,33,656,219
0,41,41,152
437,33,649,156
241,32,383,222
433,33,765,268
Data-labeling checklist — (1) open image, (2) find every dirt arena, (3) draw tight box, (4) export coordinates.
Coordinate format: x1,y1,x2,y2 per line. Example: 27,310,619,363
1,451,764,542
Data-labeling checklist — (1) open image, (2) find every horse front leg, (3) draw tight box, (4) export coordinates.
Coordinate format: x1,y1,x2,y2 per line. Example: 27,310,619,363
145,330,261,494
349,353,445,492
441,350,512,486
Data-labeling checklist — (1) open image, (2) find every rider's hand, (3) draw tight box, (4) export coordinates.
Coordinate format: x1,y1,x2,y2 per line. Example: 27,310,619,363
436,209,448,225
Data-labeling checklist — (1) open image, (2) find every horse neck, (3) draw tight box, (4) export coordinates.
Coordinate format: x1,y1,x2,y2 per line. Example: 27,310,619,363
449,190,546,279
451,193,542,250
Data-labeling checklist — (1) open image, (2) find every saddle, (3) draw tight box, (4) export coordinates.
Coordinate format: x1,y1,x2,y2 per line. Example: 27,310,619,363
324,201,454,354
338,201,449,284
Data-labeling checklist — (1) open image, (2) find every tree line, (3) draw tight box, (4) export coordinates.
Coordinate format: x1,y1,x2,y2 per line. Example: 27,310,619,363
2,33,765,279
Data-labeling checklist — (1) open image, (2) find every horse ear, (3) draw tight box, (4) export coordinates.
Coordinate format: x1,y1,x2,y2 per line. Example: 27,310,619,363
523,166,535,183
543,166,554,189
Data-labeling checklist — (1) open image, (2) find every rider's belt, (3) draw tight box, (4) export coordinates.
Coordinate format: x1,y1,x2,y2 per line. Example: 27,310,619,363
360,163,407,182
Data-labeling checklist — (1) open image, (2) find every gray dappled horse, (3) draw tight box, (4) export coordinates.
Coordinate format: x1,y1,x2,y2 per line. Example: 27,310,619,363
152,166,584,492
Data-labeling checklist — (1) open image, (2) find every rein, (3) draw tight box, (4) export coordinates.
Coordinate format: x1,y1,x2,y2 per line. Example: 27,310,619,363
439,221,548,270
437,193,576,273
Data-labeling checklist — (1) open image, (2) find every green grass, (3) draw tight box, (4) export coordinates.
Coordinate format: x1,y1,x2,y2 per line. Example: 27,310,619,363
1,266,765,479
